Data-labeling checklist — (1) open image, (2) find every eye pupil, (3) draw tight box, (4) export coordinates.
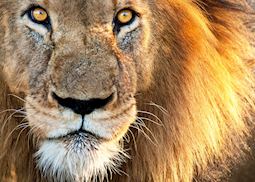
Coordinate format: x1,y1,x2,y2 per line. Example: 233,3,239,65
32,8,48,22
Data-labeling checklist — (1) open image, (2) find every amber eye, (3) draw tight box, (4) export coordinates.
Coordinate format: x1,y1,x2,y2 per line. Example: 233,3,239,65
116,9,134,25
31,8,48,22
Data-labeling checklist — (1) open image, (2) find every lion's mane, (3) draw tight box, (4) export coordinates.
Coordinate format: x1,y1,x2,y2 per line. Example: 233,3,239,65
0,0,255,181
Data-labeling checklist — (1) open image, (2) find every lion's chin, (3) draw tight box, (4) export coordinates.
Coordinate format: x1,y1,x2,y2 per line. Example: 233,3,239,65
35,133,126,182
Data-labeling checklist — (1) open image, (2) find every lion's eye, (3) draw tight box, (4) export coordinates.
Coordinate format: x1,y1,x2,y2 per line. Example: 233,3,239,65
116,9,135,25
113,8,139,33
23,6,51,30
31,7,48,22
117,9,133,24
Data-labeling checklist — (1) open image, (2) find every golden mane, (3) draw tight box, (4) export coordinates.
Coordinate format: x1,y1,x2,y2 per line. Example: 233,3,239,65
0,0,255,181
114,1,255,181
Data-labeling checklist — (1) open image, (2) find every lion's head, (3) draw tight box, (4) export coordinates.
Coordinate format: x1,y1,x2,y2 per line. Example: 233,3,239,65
0,0,255,182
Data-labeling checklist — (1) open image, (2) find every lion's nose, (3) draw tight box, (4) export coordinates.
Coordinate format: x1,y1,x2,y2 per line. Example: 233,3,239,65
52,92,114,116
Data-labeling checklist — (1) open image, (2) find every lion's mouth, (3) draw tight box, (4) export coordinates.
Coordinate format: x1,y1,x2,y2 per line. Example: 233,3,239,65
48,129,102,141
47,129,104,151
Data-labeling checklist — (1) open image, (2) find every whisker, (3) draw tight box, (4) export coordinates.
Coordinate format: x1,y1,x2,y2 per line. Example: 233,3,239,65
137,116,163,126
14,124,30,150
8,94,41,113
29,123,44,146
28,125,38,147
123,132,130,143
0,108,25,115
127,128,137,153
137,110,163,125
27,127,36,149
8,93,26,103
1,108,26,134
146,102,168,115
130,124,156,146
14,114,27,118
3,121,29,148
14,71,26,92
135,118,158,144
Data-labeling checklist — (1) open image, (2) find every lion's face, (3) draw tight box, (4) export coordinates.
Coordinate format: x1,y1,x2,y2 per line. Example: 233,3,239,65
1,0,154,180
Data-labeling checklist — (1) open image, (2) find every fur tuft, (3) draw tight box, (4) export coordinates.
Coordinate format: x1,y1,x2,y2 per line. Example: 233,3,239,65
35,140,126,182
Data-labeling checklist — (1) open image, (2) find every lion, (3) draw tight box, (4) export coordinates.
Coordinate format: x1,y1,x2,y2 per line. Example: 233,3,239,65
0,0,255,181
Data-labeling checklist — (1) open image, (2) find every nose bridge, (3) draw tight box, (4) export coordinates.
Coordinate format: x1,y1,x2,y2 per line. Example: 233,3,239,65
50,29,118,100
55,23,113,50
55,26,114,60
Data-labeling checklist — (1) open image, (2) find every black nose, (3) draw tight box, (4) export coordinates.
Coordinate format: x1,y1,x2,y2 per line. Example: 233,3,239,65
52,92,113,116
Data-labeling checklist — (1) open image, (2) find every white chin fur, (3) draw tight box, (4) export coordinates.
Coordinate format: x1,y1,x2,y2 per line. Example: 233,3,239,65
35,139,126,182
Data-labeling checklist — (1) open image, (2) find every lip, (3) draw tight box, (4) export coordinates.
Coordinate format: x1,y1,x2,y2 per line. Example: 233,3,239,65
47,129,103,141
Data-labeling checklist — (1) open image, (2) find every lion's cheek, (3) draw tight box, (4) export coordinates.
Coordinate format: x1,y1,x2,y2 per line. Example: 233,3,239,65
2,62,29,94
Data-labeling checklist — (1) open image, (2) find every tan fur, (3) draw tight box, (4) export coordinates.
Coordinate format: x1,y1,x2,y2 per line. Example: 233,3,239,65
0,0,255,181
